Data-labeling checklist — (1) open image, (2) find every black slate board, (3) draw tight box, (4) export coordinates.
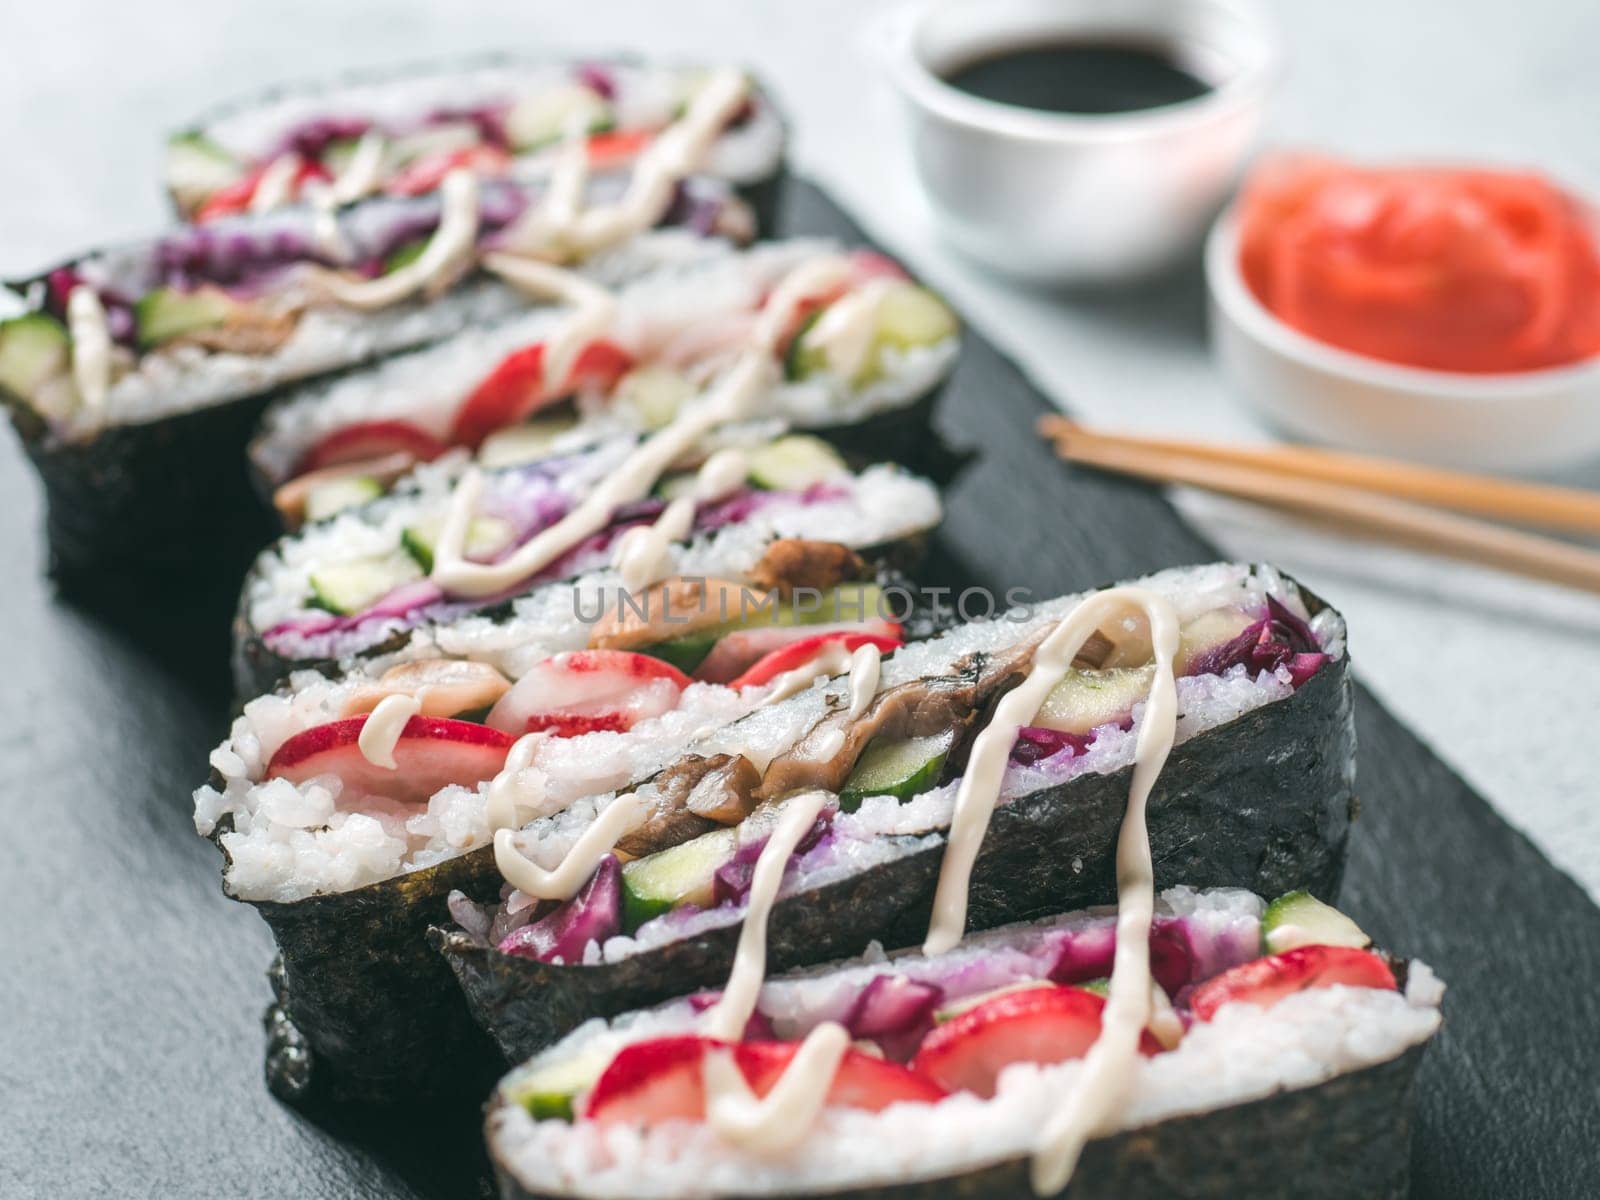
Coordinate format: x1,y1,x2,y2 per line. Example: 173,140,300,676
3,179,1597,1199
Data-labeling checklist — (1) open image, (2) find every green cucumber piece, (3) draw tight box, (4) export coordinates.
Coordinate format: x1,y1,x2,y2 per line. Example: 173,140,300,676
307,553,422,616
613,365,697,431
746,435,846,492
637,583,887,674
477,415,581,469
636,631,720,675
839,730,952,812
783,310,827,381
1034,666,1156,737
788,582,885,627
874,283,958,350
1075,977,1111,997
505,84,615,152
400,515,516,574
507,1049,612,1121
133,286,235,349
0,314,71,402
1261,891,1370,954
654,471,700,503
303,475,383,523
620,827,739,931
165,131,243,208
383,238,428,275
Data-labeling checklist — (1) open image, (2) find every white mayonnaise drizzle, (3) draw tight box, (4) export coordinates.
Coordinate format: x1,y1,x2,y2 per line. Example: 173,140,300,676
756,641,856,706
356,694,421,769
66,286,111,420
846,641,882,719
330,131,389,206
699,788,830,1042
703,1023,851,1153
493,792,647,901
485,731,551,833
318,168,481,309
799,278,896,382
433,344,771,598
479,253,619,388
250,154,302,214
612,447,748,593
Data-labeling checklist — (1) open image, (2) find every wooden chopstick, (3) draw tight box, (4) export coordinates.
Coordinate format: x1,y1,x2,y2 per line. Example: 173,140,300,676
1040,416,1600,536
1039,417,1600,594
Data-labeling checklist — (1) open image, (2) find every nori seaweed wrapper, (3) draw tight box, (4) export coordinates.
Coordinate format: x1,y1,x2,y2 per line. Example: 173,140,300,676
489,1042,1425,1200
439,640,1355,1068
3,385,279,580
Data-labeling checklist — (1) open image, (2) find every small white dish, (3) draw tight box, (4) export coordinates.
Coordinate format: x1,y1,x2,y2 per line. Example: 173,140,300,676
890,0,1281,283
1206,207,1600,472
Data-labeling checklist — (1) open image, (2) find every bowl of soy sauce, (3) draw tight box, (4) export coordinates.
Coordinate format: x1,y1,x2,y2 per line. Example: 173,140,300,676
892,0,1281,283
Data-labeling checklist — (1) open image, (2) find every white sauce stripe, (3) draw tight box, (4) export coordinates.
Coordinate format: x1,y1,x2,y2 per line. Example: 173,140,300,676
356,694,421,770
699,788,830,1042
703,1022,851,1154
66,285,112,420
319,168,482,310
493,792,647,901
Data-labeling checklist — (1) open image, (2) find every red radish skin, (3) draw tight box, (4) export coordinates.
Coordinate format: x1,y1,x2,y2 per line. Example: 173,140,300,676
728,630,904,690
296,420,448,475
195,158,330,222
693,619,902,685
913,986,1160,1099
450,340,634,449
1189,946,1398,1022
486,650,691,737
264,716,513,805
586,129,654,169
385,145,511,197
583,1036,946,1126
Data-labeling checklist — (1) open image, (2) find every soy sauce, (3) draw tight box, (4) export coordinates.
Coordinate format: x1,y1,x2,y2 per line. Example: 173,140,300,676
943,41,1213,115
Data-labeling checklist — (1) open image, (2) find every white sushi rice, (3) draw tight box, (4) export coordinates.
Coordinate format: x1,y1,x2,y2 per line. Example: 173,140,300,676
190,59,785,187
196,465,942,902
489,890,1442,1200
247,238,958,481
55,230,721,440
490,564,1345,962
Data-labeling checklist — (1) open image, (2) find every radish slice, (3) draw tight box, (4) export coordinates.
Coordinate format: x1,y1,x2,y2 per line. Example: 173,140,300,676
297,419,448,475
728,630,903,690
1189,946,1397,1021
694,619,901,685
264,715,513,804
486,650,691,737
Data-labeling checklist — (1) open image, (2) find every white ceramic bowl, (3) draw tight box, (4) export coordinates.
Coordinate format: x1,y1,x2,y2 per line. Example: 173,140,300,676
890,0,1281,283
1205,207,1600,471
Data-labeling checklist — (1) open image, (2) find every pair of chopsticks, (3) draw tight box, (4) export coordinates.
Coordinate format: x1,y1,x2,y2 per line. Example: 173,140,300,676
1039,415,1600,595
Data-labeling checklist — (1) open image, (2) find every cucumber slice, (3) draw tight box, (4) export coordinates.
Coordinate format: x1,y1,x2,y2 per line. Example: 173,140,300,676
303,475,383,523
654,471,700,503
746,435,845,491
637,582,887,673
0,314,71,402
612,365,697,431
1261,891,1370,954
505,83,615,152
133,286,235,350
383,238,428,275
620,827,738,931
874,283,958,351
477,414,581,469
400,515,516,573
784,310,827,381
307,553,422,616
507,1049,614,1121
636,630,720,675
840,730,952,812
1034,666,1156,736
166,131,243,208
1075,977,1111,997
792,582,885,627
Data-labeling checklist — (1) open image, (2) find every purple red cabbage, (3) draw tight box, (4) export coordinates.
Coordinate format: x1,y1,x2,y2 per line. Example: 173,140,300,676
842,975,944,1040
1046,917,1194,998
695,488,771,531
497,856,622,964
424,104,510,149
1010,726,1095,766
574,64,618,101
685,991,775,1040
711,813,834,907
1183,597,1327,688
272,115,374,162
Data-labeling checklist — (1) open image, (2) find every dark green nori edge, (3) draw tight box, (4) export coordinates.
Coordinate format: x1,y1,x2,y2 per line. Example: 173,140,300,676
437,584,1354,1067
2,385,279,580
489,1041,1426,1200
